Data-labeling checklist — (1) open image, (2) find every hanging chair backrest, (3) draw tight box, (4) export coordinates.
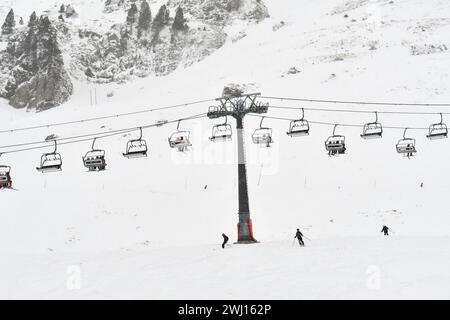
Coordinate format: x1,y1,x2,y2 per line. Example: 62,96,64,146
363,122,382,132
127,139,147,151
290,119,309,131
170,130,190,142
0,165,10,174
397,137,415,146
213,124,232,135
41,152,62,166
85,149,105,159
326,135,345,144
429,122,448,134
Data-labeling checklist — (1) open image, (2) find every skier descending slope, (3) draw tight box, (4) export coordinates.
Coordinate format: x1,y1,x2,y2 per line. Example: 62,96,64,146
222,233,229,249
381,225,389,236
294,229,305,246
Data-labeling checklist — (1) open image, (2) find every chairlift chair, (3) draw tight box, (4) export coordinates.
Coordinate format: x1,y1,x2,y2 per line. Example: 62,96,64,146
36,140,62,173
83,138,107,171
427,113,448,140
361,112,383,139
396,128,417,158
210,117,232,142
325,124,346,156
123,127,148,158
287,108,310,137
252,117,273,147
0,160,12,189
168,120,192,152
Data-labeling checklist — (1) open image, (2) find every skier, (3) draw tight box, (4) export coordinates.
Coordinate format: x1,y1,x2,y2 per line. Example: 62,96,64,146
222,233,229,249
381,225,389,236
294,228,304,246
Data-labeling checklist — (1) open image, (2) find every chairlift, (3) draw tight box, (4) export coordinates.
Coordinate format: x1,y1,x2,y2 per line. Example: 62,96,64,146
168,120,192,152
210,116,232,142
252,116,273,147
286,108,310,137
36,140,62,173
123,127,148,158
361,112,383,139
0,154,12,189
83,138,107,171
396,128,416,158
325,124,346,156
427,113,448,140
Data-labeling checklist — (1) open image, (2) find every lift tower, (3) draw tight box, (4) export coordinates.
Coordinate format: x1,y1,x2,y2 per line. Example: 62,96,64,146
207,93,268,243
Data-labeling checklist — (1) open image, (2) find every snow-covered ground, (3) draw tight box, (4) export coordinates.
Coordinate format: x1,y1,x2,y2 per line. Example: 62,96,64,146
3,237,450,299
1,0,450,299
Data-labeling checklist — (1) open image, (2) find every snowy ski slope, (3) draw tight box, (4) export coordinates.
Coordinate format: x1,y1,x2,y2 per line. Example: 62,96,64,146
1,0,450,299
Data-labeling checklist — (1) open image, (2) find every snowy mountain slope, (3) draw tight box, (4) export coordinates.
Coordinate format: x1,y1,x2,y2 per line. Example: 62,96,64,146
1,0,450,299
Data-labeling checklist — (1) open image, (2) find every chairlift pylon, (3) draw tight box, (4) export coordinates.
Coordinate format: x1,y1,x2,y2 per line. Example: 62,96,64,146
0,153,12,189
396,128,416,158
252,116,273,147
325,124,346,156
287,108,310,137
427,113,448,140
83,138,107,171
123,127,148,158
36,140,62,173
361,111,383,139
210,116,232,142
168,120,192,152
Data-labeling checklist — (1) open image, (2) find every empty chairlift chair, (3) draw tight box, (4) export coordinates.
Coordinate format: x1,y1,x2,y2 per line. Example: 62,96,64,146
210,117,232,142
252,117,273,147
426,113,448,140
123,127,148,158
286,108,310,137
396,128,417,158
325,124,346,156
168,120,192,152
36,140,62,173
83,138,107,171
361,112,383,139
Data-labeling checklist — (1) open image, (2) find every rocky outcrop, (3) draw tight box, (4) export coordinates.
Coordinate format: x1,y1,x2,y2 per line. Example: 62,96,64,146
0,15,73,110
222,83,259,98
71,0,269,83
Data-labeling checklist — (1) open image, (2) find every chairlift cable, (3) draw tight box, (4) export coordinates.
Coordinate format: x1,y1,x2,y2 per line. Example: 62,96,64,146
267,105,450,116
247,114,430,130
261,96,450,107
0,113,207,155
0,98,215,135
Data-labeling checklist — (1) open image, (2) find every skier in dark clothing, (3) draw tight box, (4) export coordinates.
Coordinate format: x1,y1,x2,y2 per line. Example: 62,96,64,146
222,233,229,249
294,228,304,246
381,225,389,236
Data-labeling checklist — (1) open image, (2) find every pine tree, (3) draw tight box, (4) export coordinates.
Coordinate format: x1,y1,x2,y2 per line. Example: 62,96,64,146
28,11,37,27
137,0,151,37
59,4,65,13
152,4,169,31
172,7,187,31
126,3,138,25
19,17,24,25
1,9,16,35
